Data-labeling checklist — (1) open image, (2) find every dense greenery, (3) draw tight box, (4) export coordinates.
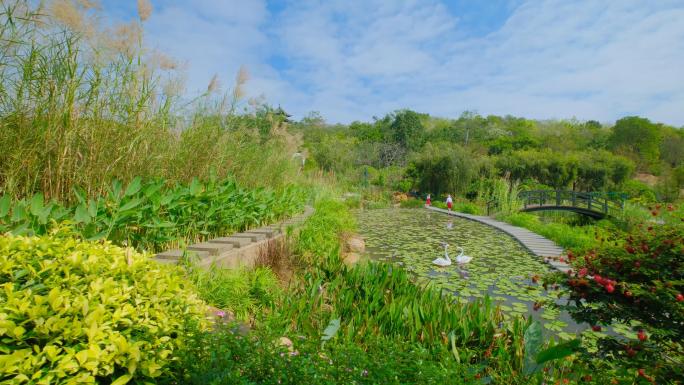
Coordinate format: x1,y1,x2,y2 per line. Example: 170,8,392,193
0,177,306,252
548,207,684,383
1,1,683,384
0,230,207,384
297,109,682,203
0,2,299,203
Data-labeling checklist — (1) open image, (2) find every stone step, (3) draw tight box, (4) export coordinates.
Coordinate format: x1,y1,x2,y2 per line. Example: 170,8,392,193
247,228,280,238
209,237,253,248
156,249,209,261
187,242,234,256
231,232,267,242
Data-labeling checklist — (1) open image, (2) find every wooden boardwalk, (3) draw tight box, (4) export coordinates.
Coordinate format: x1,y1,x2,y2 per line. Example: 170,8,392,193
426,206,572,273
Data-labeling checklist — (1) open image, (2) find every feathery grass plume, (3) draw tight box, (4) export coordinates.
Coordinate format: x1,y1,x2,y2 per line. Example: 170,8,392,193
152,51,178,70
49,0,84,32
111,21,142,57
76,0,99,10
137,0,152,22
207,74,220,93
234,65,250,100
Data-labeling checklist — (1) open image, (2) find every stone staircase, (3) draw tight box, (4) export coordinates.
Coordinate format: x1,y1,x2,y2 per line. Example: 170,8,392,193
155,206,314,269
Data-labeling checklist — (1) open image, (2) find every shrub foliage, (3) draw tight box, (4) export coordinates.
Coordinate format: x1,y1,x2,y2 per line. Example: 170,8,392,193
0,232,207,384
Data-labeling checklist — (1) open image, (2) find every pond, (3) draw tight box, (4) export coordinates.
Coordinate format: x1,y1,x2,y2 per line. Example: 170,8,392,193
355,208,585,339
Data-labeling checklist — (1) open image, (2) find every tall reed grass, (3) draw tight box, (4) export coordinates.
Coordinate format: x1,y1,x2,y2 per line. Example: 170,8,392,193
0,1,298,203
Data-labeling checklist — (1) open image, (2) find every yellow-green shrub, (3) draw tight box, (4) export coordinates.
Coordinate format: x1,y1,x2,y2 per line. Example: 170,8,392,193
0,232,207,384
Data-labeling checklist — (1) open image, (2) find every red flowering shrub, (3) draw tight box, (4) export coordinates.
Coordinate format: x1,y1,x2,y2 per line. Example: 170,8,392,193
550,208,683,383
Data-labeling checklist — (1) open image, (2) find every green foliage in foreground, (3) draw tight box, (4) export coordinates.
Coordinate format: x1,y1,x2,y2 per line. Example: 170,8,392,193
0,177,307,252
166,200,604,384
0,230,208,384
295,200,356,271
186,263,281,321
549,207,684,384
167,323,458,385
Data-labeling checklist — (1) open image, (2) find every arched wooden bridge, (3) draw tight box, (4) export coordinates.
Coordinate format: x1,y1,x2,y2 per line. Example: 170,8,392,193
517,190,625,219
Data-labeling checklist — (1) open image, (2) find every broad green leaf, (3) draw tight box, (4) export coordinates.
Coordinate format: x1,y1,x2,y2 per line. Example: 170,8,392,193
72,186,87,204
535,339,581,365
111,179,123,198
30,193,44,217
74,204,90,224
86,230,109,241
88,199,97,218
523,321,543,375
189,178,202,196
11,204,27,222
111,374,132,385
449,331,461,364
321,318,340,342
119,198,142,212
124,177,142,197
37,204,54,225
0,195,10,218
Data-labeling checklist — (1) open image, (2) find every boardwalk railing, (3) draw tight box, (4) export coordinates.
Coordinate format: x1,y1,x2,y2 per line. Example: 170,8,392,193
518,190,625,218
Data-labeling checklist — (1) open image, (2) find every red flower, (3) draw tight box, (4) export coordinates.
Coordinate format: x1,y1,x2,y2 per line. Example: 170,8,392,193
592,325,601,331
640,244,649,252
676,293,684,302
578,267,588,277
625,245,636,254
635,261,641,268
605,284,615,293
638,369,646,377
637,330,647,342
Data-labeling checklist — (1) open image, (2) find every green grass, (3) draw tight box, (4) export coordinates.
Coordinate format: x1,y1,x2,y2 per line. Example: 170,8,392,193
500,212,611,253
185,262,281,321
399,198,425,208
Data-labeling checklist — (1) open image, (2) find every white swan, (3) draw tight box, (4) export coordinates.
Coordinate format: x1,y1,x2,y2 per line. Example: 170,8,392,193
432,243,452,267
454,246,472,264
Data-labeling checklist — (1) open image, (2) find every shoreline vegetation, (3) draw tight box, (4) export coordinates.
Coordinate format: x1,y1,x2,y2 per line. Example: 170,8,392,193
1,1,682,384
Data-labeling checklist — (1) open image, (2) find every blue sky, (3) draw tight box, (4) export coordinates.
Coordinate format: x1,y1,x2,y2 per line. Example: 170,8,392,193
101,0,684,126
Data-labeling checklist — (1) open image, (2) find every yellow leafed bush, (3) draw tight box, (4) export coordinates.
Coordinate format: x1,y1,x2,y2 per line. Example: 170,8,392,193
0,231,208,384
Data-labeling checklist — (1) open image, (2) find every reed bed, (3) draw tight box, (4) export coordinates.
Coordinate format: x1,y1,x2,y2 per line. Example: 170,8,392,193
0,1,298,204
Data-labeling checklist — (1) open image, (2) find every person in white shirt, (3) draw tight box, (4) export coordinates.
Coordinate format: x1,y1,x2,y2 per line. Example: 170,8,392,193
446,194,453,211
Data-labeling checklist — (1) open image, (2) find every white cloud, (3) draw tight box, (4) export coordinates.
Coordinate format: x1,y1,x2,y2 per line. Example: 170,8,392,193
137,0,684,126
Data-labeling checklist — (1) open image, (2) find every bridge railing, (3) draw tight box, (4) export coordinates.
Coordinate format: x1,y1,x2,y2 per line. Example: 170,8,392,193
518,190,624,217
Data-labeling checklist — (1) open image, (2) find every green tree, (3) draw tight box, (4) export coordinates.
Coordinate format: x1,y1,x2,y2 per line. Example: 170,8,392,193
608,116,662,171
389,109,426,151
659,127,684,168
406,142,476,195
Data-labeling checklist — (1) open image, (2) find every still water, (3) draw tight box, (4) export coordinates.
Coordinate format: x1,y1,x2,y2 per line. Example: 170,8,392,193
355,208,584,338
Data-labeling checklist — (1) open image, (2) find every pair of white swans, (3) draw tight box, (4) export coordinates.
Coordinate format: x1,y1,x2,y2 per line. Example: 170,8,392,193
432,242,472,267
